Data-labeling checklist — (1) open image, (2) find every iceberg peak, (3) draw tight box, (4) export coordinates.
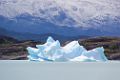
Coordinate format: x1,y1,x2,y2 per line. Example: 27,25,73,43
47,36,55,43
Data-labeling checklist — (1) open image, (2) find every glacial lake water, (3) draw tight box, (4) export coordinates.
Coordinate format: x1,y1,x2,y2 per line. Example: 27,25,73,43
0,60,120,80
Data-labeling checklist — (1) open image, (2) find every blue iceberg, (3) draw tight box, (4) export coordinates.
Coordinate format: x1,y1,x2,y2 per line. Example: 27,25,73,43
27,36,108,62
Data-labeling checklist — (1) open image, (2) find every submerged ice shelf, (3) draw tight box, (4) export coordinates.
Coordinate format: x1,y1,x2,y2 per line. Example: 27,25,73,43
27,36,108,62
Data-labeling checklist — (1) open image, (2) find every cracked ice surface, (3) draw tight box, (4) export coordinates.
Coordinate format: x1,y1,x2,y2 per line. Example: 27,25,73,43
27,36,108,62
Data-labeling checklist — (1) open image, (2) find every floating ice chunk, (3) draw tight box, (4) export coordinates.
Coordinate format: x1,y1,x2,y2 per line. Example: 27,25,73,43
27,36,108,62
62,41,86,59
82,47,108,61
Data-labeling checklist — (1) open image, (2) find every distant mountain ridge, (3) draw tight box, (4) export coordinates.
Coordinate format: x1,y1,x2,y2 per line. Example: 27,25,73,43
0,27,89,42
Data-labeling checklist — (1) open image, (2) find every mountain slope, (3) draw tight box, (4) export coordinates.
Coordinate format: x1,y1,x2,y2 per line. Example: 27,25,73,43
0,0,120,37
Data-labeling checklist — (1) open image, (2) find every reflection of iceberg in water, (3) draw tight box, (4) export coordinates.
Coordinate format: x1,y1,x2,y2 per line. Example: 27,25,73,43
27,36,108,62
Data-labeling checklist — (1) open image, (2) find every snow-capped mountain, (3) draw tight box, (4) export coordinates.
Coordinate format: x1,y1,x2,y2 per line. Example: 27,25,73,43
0,0,120,38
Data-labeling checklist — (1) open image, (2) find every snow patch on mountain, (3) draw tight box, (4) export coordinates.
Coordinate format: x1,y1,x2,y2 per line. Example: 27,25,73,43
0,0,120,29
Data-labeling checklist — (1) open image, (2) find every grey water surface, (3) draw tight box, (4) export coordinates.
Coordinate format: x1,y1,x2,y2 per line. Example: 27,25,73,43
0,60,120,80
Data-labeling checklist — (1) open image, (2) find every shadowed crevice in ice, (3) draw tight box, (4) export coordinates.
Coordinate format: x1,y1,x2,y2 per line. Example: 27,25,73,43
27,36,108,62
